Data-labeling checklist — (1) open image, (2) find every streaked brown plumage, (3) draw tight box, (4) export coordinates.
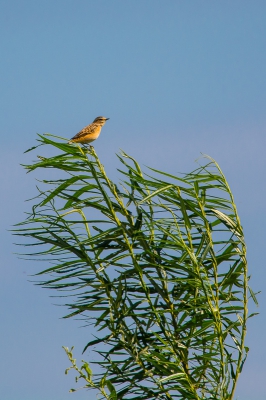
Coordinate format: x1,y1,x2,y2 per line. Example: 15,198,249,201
69,116,109,145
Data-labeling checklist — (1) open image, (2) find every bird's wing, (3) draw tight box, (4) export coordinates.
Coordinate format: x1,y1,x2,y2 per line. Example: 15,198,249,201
70,123,96,140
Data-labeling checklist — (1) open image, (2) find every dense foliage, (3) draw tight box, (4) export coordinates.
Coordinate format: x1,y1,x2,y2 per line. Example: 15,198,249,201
15,134,257,399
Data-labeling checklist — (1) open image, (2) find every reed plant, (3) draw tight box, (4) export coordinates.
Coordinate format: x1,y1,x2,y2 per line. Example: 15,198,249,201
14,134,257,399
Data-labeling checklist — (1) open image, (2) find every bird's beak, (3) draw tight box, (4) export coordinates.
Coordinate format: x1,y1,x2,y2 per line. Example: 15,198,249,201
106,118,110,120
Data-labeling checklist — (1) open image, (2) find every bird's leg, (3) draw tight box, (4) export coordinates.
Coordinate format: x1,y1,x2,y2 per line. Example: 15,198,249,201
82,144,94,153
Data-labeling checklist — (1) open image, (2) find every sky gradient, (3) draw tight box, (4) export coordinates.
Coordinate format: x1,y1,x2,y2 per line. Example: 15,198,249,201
1,1,266,399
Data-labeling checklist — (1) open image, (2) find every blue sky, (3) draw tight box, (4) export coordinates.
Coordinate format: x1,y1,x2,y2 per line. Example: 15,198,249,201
1,1,266,399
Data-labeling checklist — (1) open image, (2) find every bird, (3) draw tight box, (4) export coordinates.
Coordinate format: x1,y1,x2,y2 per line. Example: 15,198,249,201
68,116,109,146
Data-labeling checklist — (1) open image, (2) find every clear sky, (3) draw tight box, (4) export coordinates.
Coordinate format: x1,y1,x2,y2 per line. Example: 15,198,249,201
1,1,265,399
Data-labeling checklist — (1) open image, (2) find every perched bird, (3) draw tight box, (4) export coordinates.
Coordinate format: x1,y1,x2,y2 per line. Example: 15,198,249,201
69,116,109,146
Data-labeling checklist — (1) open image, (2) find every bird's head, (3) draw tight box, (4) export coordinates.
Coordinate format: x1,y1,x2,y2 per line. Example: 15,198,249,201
93,116,110,126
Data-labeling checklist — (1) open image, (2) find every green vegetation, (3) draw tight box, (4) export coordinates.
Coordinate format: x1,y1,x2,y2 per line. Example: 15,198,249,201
14,134,257,399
